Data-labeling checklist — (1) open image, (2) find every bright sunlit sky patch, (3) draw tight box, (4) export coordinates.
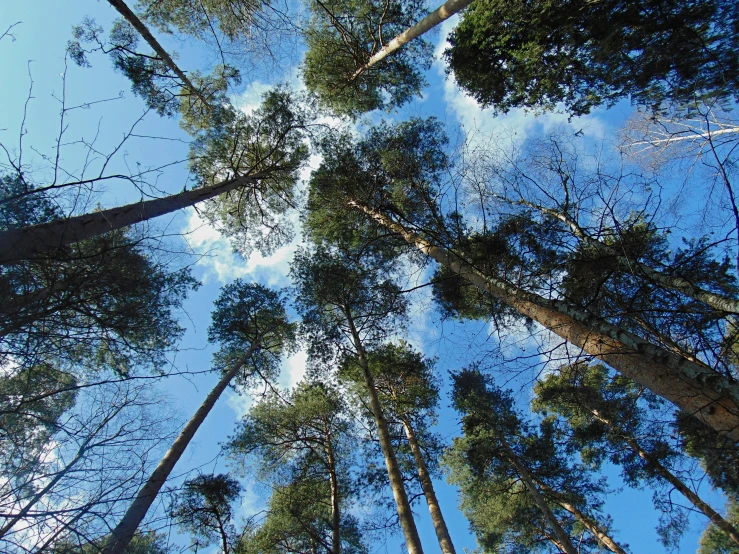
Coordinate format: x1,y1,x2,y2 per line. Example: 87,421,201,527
0,1,731,552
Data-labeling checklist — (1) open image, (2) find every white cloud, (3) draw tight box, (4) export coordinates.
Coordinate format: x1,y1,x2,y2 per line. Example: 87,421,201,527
279,349,308,390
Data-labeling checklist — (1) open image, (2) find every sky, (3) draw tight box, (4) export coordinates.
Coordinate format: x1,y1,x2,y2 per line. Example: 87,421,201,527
0,1,733,553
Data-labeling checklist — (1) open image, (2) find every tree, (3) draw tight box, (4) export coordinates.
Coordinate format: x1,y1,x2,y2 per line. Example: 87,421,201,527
532,363,739,548
447,368,624,554
445,0,739,116
170,473,242,553
0,379,177,553
291,247,425,554
103,281,295,554
343,342,456,554
229,382,364,554
52,531,173,553
699,500,739,554
305,117,739,439
0,88,309,264
302,0,433,116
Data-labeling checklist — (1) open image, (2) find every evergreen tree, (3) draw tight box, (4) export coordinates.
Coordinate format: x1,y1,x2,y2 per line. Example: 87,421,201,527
445,0,739,116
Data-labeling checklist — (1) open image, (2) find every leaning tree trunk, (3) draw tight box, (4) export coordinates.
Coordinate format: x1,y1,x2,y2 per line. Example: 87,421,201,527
497,435,579,554
102,343,258,554
344,311,425,554
350,0,475,81
106,0,211,108
349,201,739,440
0,173,264,265
400,415,456,554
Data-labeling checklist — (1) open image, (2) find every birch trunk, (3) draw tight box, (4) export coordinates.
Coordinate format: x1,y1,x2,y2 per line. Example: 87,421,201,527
102,343,258,554
106,0,211,108
325,427,342,554
349,202,739,440
344,311,424,554
400,416,456,554
0,173,261,264
351,0,475,80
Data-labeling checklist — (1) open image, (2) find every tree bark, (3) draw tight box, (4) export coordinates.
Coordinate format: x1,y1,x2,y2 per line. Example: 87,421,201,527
0,173,263,265
324,428,342,554
349,201,739,440
106,0,212,109
344,310,424,554
351,0,475,81
102,343,258,554
400,415,456,554
497,435,579,554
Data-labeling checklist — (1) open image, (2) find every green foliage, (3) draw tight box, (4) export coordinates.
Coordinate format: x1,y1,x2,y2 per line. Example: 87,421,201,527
302,0,433,116
137,0,267,43
532,363,695,547
191,87,311,256
677,412,739,499
170,473,242,552
208,280,295,387
291,247,407,367
699,500,739,553
306,117,449,259
0,176,198,376
447,368,615,553
446,0,739,116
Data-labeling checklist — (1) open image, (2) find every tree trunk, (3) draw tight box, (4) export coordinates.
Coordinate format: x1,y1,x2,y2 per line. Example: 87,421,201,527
400,415,456,554
589,409,739,547
106,0,211,108
351,0,475,81
324,427,342,554
344,310,424,554
0,173,263,265
497,435,579,554
349,201,739,440
102,343,258,554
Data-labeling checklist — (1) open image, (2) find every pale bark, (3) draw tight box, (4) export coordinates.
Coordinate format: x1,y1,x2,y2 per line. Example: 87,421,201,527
344,310,424,554
587,408,739,547
497,435,579,554
106,0,212,109
518,199,739,314
324,428,341,554
349,202,739,440
401,416,456,554
350,0,475,81
0,173,262,264
102,343,258,554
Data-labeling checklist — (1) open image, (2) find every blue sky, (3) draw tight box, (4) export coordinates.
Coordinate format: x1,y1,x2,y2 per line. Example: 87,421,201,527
1,1,734,552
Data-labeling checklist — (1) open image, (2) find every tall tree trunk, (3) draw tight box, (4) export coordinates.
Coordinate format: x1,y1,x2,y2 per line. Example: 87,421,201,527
518,200,739,314
344,310,425,554
0,173,263,265
324,427,342,554
348,201,739,440
102,343,258,554
400,415,456,554
497,435,579,554
351,0,474,81
106,0,211,109
587,408,739,547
